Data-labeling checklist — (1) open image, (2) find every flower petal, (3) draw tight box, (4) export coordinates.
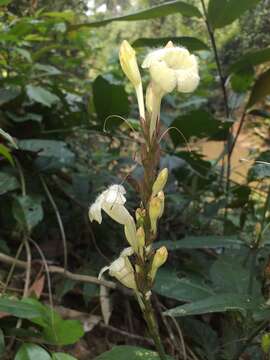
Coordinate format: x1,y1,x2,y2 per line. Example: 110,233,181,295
89,201,102,224
176,69,200,93
104,184,126,205
150,60,177,93
102,202,131,225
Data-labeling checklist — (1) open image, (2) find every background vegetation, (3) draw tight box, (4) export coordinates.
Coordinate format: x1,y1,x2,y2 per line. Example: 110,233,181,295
1,0,270,359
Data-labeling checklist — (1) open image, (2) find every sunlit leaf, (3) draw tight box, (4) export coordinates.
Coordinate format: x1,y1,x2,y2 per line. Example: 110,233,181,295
247,68,270,108
15,344,51,360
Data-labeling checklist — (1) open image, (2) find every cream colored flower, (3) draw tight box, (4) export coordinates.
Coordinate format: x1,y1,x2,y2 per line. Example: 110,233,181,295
99,253,137,290
119,40,145,120
142,42,200,95
89,184,138,250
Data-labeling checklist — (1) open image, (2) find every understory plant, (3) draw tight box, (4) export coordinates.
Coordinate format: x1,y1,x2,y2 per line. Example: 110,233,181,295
89,40,199,359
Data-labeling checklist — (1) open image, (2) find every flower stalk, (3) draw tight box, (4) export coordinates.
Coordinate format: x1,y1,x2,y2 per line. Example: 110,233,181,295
89,40,199,360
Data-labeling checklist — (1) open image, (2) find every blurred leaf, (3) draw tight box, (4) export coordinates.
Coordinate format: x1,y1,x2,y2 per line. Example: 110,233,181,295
0,171,19,194
155,236,245,250
15,48,32,62
164,293,260,317
73,1,201,29
19,139,75,171
249,109,270,119
7,112,42,123
207,0,262,29
0,128,18,148
248,151,270,181
247,68,270,108
33,64,61,76
94,346,173,360
0,88,20,105
0,298,44,319
154,268,214,302
15,343,51,360
26,85,60,107
43,11,75,22
230,67,254,93
93,75,129,128
0,329,5,357
12,195,43,232
229,47,270,73
0,0,11,5
52,354,77,360
133,36,208,51
170,110,230,146
0,144,14,165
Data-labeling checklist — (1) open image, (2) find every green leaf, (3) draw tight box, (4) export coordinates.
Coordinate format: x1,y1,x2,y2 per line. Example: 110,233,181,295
52,353,77,360
0,88,20,106
0,171,19,194
248,151,270,181
43,10,75,22
154,268,214,302
207,0,262,29
12,195,43,232
15,343,51,360
43,318,84,345
154,236,245,250
230,68,254,93
19,139,75,171
0,298,44,319
170,110,231,146
72,1,201,29
247,68,270,108
0,144,14,165
164,293,260,317
0,329,5,357
229,48,270,73
26,85,60,107
93,76,129,128
0,128,18,148
133,36,208,51
94,346,173,360
0,0,12,6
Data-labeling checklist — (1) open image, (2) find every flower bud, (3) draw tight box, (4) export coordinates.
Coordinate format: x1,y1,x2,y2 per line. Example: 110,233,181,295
149,192,165,234
135,208,145,226
136,226,145,248
109,256,137,290
119,40,141,88
152,168,168,197
150,246,168,280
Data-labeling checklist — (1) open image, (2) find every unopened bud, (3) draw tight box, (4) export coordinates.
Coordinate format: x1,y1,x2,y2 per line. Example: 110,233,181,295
149,196,163,234
136,226,145,248
135,208,146,226
150,246,168,280
152,168,168,197
157,191,165,218
109,256,137,290
119,40,141,88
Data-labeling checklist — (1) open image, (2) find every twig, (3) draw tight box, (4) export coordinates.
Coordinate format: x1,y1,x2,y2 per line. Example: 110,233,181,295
0,251,116,289
40,175,68,271
100,323,154,345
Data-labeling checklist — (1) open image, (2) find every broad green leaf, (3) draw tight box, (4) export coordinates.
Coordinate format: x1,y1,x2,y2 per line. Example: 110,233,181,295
248,151,270,181
247,68,270,108
170,110,230,146
229,48,270,73
154,236,245,250
93,76,129,128
52,353,77,360
0,172,19,194
230,68,254,93
0,128,18,148
43,10,75,22
0,0,12,5
0,88,20,106
133,36,208,51
12,195,43,232
164,293,260,317
33,63,61,76
19,139,75,171
0,298,44,319
94,346,173,360
0,329,5,357
0,144,14,165
154,268,214,301
15,343,51,360
26,85,60,107
72,1,201,29
207,0,262,29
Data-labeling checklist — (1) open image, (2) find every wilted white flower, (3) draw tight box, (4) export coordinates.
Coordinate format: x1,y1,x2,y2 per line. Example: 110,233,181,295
142,41,200,95
89,184,138,250
99,253,137,290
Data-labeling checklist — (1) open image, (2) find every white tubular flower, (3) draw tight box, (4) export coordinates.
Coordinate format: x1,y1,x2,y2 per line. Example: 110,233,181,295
119,40,145,120
142,41,200,95
99,254,137,290
89,184,138,250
